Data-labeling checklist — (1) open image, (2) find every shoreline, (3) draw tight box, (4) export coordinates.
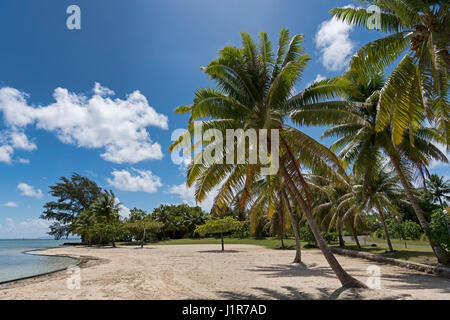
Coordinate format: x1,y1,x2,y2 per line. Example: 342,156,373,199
0,247,81,287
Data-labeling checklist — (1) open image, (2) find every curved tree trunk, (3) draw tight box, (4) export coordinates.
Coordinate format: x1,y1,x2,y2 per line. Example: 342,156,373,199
351,225,361,249
375,202,394,252
388,152,450,264
280,163,366,288
283,193,302,263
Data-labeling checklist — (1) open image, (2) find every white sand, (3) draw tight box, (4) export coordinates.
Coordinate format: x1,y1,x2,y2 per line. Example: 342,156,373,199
1,244,449,300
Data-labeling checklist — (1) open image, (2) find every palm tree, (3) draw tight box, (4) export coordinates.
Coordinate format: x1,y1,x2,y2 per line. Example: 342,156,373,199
170,29,365,287
91,192,122,247
340,163,407,252
291,71,450,263
427,174,450,209
247,175,302,262
330,1,449,143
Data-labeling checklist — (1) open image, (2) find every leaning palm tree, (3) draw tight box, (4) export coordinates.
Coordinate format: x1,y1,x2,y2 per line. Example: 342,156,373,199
427,174,450,209
170,29,365,287
331,1,449,143
291,71,450,264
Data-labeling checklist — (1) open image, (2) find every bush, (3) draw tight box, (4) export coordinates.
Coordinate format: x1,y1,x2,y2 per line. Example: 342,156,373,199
428,209,450,251
322,232,337,244
402,220,422,240
372,229,385,239
299,226,316,245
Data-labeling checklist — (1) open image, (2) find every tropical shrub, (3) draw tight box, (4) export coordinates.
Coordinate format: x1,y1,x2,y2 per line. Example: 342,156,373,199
299,226,316,245
428,209,450,251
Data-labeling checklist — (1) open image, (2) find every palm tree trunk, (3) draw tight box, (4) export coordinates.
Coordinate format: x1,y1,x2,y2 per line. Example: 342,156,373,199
280,235,285,248
141,228,146,248
351,226,361,249
389,152,449,264
221,232,224,251
280,163,366,288
284,194,302,263
375,202,394,252
337,222,345,247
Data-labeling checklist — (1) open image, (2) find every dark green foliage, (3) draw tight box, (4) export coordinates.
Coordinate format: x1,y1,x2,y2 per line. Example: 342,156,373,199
41,173,103,239
428,209,450,251
152,204,206,239
299,226,316,245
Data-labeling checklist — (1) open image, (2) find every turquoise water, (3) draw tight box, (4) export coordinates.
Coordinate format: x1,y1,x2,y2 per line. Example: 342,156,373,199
0,239,79,283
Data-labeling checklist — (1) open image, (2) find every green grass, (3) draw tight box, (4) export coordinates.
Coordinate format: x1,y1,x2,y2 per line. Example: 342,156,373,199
118,237,321,251
363,236,430,247
332,243,437,265
119,236,438,266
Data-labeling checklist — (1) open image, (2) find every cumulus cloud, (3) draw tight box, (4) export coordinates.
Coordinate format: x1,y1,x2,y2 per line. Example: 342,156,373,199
315,6,356,71
0,145,13,163
0,217,50,239
107,168,162,194
0,83,168,164
17,183,43,199
3,201,18,207
429,144,450,169
167,183,218,212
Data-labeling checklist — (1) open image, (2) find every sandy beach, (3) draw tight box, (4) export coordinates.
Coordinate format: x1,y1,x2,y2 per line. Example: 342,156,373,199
1,244,449,300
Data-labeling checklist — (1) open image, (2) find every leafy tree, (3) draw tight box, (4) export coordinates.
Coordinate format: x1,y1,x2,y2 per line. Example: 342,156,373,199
331,1,449,143
426,174,450,209
429,209,450,251
125,207,164,247
152,204,206,239
41,174,103,239
195,216,243,251
402,220,422,240
170,29,365,287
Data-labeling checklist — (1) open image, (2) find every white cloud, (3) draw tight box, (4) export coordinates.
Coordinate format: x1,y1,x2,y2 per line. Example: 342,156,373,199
9,130,37,151
0,217,50,239
430,144,450,169
0,145,13,163
17,183,43,199
167,183,218,212
107,168,162,194
17,158,30,164
0,83,168,164
307,74,327,87
114,198,131,218
4,202,18,207
315,6,356,71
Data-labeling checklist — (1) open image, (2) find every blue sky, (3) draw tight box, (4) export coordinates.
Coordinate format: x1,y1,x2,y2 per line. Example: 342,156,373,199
0,0,447,238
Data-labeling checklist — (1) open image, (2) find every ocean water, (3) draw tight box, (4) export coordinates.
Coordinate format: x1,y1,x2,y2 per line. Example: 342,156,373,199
0,239,79,283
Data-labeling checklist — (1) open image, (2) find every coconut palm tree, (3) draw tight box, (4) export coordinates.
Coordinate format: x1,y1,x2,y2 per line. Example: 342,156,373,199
91,192,122,247
340,162,407,252
330,1,449,143
170,29,365,287
427,174,450,209
247,175,303,262
291,71,450,263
